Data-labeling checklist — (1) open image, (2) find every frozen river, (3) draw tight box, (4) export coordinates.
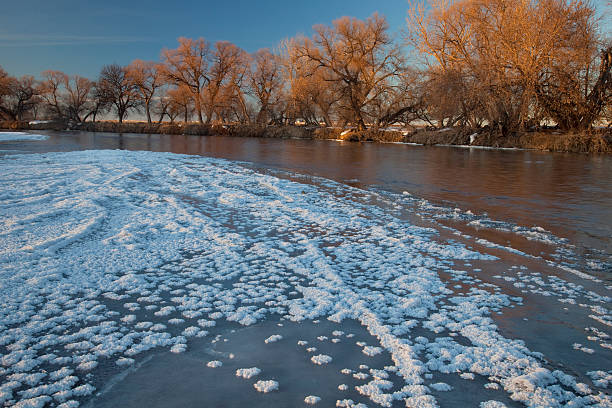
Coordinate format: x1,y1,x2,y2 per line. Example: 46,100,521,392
0,131,610,407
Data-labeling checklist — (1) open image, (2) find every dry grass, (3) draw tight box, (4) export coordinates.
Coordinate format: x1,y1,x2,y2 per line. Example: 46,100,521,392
517,131,612,153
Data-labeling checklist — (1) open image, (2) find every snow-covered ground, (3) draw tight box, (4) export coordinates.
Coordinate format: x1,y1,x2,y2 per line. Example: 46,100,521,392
0,150,610,408
0,132,49,142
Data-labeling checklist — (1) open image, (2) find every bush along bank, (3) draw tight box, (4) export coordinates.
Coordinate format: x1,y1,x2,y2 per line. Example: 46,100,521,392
1,120,610,154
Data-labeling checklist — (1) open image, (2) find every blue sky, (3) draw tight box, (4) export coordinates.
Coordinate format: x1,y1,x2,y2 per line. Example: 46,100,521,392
0,1,410,79
2,1,609,79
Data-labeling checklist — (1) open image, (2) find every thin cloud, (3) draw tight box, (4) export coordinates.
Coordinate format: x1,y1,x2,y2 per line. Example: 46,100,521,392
0,34,152,47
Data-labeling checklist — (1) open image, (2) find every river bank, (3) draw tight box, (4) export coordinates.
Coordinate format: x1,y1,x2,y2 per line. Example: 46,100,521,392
1,120,611,153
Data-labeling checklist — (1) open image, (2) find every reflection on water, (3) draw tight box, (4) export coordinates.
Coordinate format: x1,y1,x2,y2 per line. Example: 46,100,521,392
2,130,611,263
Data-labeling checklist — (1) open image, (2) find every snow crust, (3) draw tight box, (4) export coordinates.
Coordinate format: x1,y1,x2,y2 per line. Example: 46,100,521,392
305,395,322,404
0,132,49,142
0,150,610,407
264,335,283,344
430,382,452,391
235,367,261,379
311,354,333,366
253,380,279,393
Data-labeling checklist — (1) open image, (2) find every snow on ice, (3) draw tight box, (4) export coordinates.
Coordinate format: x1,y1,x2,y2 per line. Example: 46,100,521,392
253,380,278,393
0,132,49,142
235,367,261,379
311,354,333,366
0,150,610,407
304,395,321,404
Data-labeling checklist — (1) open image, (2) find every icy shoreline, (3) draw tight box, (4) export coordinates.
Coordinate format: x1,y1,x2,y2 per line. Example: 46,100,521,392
0,132,49,142
0,150,610,407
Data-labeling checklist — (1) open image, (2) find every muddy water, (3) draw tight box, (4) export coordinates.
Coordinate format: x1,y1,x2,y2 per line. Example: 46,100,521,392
2,130,611,274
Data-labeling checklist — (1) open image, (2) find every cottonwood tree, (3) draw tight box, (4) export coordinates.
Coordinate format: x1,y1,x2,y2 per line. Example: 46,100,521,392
0,75,39,121
167,85,194,123
417,67,485,129
408,0,527,134
126,60,164,124
295,13,406,130
85,81,111,123
151,88,171,123
39,70,67,119
203,41,248,124
64,75,94,122
161,37,210,124
39,71,94,122
369,67,424,128
217,50,252,124
98,64,139,123
0,68,14,120
249,48,284,124
536,26,611,130
407,0,607,134
0,67,9,95
281,38,340,126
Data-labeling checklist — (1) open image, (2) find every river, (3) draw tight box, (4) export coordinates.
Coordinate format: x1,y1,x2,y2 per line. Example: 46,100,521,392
3,130,611,277
1,130,611,408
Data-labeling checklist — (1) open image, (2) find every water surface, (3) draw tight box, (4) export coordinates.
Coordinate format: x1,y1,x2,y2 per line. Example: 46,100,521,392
2,130,610,275
1,133,611,407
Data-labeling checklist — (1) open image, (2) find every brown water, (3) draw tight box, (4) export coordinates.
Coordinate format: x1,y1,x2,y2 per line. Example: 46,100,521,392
2,130,610,275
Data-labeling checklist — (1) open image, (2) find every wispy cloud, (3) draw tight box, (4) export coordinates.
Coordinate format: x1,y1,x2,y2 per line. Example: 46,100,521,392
0,34,152,47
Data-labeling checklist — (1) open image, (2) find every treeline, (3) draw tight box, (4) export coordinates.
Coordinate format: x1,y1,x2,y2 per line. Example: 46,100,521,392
0,0,610,137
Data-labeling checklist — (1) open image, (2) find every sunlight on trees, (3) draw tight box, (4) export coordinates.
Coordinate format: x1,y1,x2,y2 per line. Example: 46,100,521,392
248,48,284,125
126,60,164,125
97,64,140,124
294,13,406,130
406,0,610,134
161,37,210,124
1,3,609,135
0,73,37,121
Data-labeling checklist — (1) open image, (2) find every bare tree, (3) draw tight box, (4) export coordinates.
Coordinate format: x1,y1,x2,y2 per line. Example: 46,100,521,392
0,67,9,96
152,87,170,124
0,67,14,121
39,70,67,119
414,67,483,129
534,0,609,131
126,60,164,124
38,71,95,122
249,48,284,124
167,85,194,123
203,41,248,124
83,80,111,123
407,0,606,134
161,37,210,124
221,50,253,124
370,67,424,128
64,75,94,122
295,13,405,130
281,38,340,126
98,64,139,123
0,75,38,121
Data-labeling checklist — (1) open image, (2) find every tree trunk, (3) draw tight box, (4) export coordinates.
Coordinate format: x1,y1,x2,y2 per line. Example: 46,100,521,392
322,112,332,127
194,95,204,124
256,108,266,125
237,94,250,124
146,100,152,125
